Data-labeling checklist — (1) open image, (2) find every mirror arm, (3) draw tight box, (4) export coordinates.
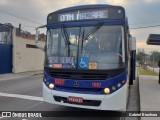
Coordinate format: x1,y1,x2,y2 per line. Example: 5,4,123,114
35,25,47,51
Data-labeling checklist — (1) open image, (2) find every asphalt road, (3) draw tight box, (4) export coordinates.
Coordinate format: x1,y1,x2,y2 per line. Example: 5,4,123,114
0,74,123,120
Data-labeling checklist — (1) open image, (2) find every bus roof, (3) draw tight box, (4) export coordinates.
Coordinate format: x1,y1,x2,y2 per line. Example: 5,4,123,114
52,4,124,13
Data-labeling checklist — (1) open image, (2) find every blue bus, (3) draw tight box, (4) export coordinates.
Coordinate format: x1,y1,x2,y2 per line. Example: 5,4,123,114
35,4,136,111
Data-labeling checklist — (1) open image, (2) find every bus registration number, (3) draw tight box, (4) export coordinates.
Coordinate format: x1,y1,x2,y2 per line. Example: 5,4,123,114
68,96,83,103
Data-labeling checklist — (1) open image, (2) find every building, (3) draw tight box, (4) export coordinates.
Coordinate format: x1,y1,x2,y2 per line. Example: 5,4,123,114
0,23,45,74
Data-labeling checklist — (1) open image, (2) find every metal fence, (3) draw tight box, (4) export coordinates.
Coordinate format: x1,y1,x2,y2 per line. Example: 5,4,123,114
0,23,13,44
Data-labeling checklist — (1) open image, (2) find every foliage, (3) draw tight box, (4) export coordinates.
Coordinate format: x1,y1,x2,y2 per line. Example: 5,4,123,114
138,67,158,76
150,51,160,66
136,48,145,65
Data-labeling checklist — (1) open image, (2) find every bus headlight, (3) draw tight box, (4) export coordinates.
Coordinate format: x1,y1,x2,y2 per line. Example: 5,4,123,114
49,83,54,89
104,88,110,94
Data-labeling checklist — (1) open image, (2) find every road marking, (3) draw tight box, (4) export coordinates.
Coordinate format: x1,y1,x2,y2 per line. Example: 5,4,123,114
0,92,44,102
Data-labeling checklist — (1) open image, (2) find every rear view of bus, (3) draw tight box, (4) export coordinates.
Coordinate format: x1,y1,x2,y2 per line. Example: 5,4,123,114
36,4,135,111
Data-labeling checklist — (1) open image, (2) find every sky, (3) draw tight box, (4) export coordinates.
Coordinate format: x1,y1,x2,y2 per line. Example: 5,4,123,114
0,0,160,53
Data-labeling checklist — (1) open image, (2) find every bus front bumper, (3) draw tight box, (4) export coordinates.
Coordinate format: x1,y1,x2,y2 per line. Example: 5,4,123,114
43,82,128,111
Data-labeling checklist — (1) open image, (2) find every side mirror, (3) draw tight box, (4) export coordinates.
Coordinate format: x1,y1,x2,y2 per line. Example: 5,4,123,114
35,25,46,51
129,36,136,51
35,30,44,51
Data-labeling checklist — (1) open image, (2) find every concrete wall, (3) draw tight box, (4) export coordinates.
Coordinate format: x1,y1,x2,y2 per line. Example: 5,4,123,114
12,28,45,73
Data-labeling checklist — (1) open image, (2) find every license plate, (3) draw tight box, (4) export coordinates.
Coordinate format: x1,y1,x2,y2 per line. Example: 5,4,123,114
68,96,83,103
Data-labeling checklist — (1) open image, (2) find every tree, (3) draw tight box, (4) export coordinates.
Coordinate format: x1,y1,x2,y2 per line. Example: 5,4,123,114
136,48,145,66
150,51,160,67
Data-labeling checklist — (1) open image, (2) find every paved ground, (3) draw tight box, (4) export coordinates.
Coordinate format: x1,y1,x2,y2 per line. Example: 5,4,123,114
126,77,140,120
0,74,125,120
139,75,160,120
124,68,140,120
139,75,160,111
0,71,42,81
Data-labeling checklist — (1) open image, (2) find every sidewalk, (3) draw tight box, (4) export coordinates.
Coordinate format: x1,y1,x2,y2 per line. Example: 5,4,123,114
0,71,43,81
139,75,160,119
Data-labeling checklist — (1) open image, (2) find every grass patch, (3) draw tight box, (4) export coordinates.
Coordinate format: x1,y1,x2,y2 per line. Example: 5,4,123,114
138,67,158,76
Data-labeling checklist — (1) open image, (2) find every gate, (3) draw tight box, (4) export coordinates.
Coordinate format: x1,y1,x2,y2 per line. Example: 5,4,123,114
0,23,13,74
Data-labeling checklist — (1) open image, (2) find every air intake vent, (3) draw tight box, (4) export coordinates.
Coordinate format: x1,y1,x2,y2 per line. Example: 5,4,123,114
49,71,107,80
45,68,108,80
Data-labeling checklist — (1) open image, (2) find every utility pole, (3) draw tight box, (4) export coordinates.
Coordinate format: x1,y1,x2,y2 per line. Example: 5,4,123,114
158,60,160,84
19,23,21,36
153,51,155,72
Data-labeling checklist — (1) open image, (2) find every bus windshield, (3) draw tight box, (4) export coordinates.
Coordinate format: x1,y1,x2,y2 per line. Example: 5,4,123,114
46,25,124,70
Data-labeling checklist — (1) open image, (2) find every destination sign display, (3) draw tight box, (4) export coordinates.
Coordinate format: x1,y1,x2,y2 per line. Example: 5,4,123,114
59,10,108,22
47,8,124,24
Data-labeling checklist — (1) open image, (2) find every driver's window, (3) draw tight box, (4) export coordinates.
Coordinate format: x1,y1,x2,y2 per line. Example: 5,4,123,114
68,33,78,57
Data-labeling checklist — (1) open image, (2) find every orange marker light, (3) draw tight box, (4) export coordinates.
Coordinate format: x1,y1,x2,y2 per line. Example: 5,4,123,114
122,80,125,84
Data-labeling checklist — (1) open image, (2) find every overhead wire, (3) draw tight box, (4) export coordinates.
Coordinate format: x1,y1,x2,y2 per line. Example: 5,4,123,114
0,9,43,25
1,8,160,30
130,24,160,29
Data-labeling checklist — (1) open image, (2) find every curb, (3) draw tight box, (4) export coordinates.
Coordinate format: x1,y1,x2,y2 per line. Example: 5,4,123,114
0,71,43,81
137,70,141,120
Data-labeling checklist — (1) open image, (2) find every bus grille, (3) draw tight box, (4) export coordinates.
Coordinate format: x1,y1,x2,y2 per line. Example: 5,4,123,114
45,69,108,80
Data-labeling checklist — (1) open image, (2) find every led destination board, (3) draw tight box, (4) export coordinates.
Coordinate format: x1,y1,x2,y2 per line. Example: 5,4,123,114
47,8,124,24
59,10,108,21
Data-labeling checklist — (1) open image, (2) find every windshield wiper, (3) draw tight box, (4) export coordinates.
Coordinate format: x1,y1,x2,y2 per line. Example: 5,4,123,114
61,24,70,56
81,22,103,53
82,22,103,41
